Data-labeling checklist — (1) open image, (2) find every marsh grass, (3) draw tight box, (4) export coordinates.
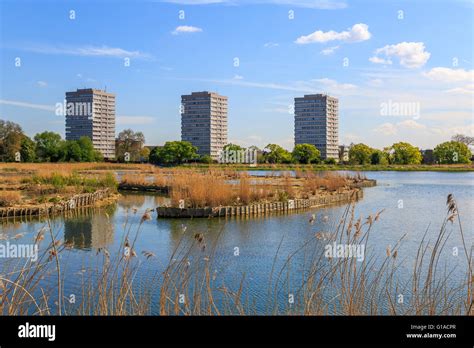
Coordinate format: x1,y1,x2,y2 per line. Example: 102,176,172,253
0,191,22,207
301,172,348,195
121,169,351,208
0,194,471,316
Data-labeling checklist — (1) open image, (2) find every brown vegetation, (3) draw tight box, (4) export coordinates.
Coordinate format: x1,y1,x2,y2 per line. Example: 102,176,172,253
0,191,21,207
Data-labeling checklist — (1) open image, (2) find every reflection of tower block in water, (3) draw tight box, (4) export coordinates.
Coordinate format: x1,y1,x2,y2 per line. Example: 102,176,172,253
91,215,114,248
64,214,114,249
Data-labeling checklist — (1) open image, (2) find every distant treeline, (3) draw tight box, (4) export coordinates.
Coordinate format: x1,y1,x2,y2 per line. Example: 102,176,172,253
0,119,471,165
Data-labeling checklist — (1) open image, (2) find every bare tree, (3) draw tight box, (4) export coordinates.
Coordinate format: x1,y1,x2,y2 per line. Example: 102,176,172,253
452,134,474,146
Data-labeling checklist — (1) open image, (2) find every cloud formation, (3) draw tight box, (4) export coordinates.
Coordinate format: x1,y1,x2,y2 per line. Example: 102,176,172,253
368,56,392,65
423,67,474,82
320,45,339,55
162,0,347,9
0,99,55,112
295,23,371,44
18,44,150,59
172,25,203,34
370,42,430,68
264,42,279,48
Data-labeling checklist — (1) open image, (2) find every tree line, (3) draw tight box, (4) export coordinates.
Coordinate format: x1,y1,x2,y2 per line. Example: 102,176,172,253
1,119,471,165
147,139,472,166
0,120,152,163
0,120,102,162
347,141,471,165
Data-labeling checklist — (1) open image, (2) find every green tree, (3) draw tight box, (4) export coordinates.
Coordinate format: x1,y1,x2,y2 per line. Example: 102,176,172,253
64,140,83,162
78,136,102,162
433,141,471,164
262,144,292,164
62,137,100,162
139,147,151,162
389,142,422,164
349,143,373,165
223,143,245,152
149,141,198,165
0,120,24,161
370,149,389,165
116,129,145,162
292,144,320,164
34,131,65,162
199,154,214,164
20,136,36,162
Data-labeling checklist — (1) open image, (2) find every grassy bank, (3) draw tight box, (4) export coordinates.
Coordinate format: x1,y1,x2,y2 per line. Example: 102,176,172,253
0,163,120,208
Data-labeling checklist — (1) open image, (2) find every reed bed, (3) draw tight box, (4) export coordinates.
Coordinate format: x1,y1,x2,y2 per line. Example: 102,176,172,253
300,172,348,195
120,173,168,187
0,194,471,316
0,191,21,207
119,169,353,208
169,171,234,207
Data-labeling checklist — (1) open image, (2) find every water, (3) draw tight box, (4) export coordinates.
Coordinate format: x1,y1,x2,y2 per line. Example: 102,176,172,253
1,171,473,314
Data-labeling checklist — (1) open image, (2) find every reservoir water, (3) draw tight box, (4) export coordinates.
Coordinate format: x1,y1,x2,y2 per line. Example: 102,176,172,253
1,171,472,314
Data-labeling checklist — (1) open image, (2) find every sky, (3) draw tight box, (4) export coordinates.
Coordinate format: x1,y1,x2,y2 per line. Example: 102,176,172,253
0,0,473,150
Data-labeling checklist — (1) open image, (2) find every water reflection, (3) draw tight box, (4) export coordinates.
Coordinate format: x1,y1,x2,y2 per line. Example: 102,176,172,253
64,208,116,250
116,193,170,210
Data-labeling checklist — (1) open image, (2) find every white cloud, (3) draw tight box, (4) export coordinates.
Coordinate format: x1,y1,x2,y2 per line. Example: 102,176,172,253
20,44,151,59
373,123,397,136
172,25,203,34
0,99,55,112
117,116,156,125
320,45,339,55
314,77,357,90
371,42,430,68
36,81,47,88
422,68,474,95
373,120,427,137
431,124,474,137
423,67,474,82
163,0,228,4
162,0,347,9
369,56,392,65
422,111,473,122
264,42,279,48
262,0,347,9
179,76,358,96
295,23,371,44
398,119,426,130
181,77,313,92
445,85,474,95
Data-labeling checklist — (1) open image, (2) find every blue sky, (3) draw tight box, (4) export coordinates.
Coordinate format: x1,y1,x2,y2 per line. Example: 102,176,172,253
0,0,473,150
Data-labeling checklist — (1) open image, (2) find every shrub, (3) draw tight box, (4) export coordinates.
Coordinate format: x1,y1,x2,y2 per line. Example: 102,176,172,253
323,158,337,165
